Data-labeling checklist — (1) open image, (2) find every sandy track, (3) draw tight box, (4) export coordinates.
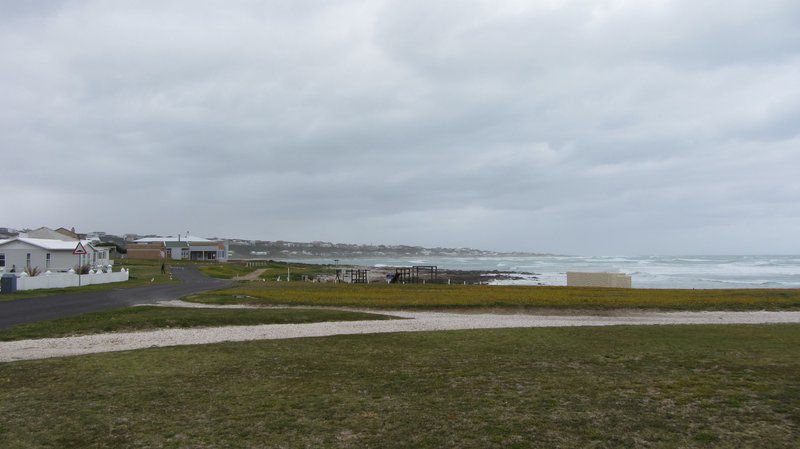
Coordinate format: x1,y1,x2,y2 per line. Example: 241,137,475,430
2,309,800,362
231,268,268,281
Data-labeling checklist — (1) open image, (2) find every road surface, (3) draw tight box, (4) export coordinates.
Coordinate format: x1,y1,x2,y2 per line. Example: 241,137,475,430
0,266,230,329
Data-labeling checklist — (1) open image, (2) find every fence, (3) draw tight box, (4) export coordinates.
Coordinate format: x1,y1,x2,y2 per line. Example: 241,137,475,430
13,270,130,291
244,260,274,267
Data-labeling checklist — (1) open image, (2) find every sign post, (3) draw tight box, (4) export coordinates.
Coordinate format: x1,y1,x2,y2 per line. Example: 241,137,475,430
73,242,88,286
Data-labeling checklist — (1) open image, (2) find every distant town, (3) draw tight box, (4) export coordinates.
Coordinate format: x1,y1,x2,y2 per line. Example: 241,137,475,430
0,226,546,260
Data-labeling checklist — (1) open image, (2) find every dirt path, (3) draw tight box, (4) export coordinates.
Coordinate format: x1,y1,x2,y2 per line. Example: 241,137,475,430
2,309,800,363
232,268,268,281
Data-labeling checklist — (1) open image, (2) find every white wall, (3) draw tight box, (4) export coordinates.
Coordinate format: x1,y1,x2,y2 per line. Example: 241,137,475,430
12,270,130,291
0,240,45,271
567,272,632,288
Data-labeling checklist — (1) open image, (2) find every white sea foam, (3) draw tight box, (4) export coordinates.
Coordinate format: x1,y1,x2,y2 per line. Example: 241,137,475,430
284,255,800,289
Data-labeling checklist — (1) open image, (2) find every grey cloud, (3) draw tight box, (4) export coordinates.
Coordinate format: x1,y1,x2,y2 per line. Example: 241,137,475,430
2,0,799,254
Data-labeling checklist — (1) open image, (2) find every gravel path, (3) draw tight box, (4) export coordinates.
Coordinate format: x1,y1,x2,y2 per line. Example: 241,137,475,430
232,268,268,281
2,309,800,363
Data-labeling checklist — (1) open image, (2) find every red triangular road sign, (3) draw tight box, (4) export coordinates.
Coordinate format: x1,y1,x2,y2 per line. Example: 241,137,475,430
73,242,88,255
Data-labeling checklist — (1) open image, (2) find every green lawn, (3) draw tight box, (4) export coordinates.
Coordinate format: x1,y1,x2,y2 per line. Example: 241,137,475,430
0,259,175,301
194,262,256,279
197,260,335,280
185,282,800,310
1,324,798,447
0,306,392,341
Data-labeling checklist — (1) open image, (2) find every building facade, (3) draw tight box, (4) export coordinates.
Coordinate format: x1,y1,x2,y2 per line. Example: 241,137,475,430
0,237,111,273
127,235,228,262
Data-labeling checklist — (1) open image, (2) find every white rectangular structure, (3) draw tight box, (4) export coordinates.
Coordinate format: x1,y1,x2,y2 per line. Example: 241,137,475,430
567,272,632,288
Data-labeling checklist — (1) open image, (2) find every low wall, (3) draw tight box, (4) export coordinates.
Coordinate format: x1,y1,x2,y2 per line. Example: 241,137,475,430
567,272,632,288
14,271,130,291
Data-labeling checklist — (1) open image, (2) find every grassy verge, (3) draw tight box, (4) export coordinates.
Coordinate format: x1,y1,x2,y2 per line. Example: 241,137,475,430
194,262,255,279
0,259,176,301
197,260,335,280
0,306,392,341
185,282,800,310
1,324,798,447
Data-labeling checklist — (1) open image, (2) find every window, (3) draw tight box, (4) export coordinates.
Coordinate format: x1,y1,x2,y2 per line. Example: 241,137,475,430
46,253,51,269
26,253,31,268
0,253,4,267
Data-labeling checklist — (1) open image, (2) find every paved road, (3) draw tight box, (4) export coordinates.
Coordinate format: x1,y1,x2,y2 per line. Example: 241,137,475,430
0,267,231,329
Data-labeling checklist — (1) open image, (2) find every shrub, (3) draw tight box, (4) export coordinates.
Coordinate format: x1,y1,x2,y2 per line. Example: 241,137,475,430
24,266,42,277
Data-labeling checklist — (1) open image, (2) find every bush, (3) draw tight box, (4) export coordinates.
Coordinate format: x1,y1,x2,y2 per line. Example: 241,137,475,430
24,266,42,277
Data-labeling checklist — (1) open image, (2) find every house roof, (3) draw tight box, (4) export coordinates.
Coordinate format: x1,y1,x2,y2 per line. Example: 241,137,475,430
24,227,77,241
0,237,95,251
54,227,80,239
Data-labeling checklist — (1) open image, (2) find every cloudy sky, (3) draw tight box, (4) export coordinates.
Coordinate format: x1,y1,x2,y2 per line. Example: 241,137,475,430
2,0,799,254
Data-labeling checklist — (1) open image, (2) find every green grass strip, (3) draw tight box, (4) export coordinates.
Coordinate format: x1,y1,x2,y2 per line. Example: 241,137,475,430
0,325,798,447
0,306,392,341
187,282,800,310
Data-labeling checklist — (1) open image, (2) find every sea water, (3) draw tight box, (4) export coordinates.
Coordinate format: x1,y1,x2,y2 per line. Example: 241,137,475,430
285,255,800,289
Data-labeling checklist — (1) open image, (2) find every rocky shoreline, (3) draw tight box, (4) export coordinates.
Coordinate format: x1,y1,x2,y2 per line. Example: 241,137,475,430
345,265,543,285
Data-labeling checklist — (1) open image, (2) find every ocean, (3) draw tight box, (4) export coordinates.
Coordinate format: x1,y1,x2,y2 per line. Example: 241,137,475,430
284,255,800,289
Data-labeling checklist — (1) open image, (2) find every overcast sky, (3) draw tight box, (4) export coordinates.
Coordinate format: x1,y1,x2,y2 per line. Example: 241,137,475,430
2,0,799,254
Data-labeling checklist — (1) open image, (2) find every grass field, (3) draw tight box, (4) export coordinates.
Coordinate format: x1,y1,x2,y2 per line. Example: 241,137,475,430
197,260,335,280
1,324,798,447
185,282,800,310
194,261,255,279
0,306,391,341
0,259,175,301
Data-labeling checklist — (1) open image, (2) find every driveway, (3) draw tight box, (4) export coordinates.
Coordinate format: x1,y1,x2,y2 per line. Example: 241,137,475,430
0,266,231,329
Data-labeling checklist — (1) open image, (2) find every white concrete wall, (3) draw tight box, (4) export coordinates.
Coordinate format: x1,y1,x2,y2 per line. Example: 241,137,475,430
12,270,130,291
567,272,632,288
0,240,39,271
49,251,83,271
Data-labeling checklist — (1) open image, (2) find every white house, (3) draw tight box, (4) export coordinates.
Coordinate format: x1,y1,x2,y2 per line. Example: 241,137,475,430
130,235,229,261
0,237,112,274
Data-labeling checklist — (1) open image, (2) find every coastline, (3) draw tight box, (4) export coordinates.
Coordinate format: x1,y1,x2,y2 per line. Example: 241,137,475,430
247,255,800,289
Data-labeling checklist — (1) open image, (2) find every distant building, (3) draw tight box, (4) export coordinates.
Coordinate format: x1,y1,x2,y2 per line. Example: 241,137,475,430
127,235,228,261
25,226,78,241
125,242,166,260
